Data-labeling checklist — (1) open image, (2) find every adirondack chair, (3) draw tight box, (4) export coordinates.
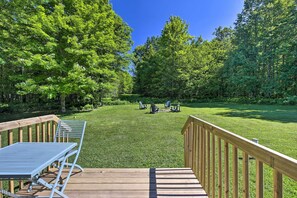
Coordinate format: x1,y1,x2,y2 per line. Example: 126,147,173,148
139,101,147,109
170,103,181,112
164,100,171,108
150,103,159,114
54,120,87,171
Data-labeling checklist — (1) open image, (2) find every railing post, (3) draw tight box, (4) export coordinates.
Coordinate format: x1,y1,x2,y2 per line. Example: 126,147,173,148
184,131,188,167
8,130,14,194
233,146,238,198
188,122,194,169
201,126,206,189
27,126,32,142
36,124,40,142
256,160,264,198
42,122,46,142
52,121,56,142
207,130,210,194
199,126,203,181
243,152,249,198
224,141,229,197
212,132,216,198
192,123,198,175
218,137,222,198
47,121,51,142
273,170,283,198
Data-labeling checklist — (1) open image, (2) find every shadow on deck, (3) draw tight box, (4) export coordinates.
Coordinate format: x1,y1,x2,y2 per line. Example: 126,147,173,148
17,168,208,198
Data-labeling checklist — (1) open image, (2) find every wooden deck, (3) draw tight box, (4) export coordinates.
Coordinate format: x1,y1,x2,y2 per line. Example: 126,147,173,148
16,168,208,198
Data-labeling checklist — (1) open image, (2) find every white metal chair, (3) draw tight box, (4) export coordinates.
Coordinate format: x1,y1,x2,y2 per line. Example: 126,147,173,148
54,120,87,172
27,120,86,194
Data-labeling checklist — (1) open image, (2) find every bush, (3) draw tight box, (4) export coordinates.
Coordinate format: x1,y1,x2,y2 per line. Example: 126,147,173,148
280,96,297,105
102,99,130,105
69,106,79,112
119,94,141,102
82,104,94,111
0,103,10,113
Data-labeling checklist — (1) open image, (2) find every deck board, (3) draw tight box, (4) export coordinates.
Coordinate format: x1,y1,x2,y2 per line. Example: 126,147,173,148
16,168,208,197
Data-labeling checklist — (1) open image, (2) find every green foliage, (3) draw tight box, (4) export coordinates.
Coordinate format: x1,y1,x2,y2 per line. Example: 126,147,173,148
133,17,232,99
101,98,130,105
133,0,296,101
224,0,297,98
82,104,94,111
281,96,297,105
0,0,132,111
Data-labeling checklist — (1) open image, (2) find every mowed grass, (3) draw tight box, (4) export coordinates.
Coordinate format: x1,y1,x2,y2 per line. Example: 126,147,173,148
57,103,297,168
0,103,296,196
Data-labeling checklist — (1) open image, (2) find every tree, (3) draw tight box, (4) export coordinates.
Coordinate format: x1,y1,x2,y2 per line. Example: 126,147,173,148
158,16,193,98
0,0,132,111
224,0,297,98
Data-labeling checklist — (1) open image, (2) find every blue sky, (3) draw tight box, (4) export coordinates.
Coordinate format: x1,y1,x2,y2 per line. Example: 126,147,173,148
110,0,244,49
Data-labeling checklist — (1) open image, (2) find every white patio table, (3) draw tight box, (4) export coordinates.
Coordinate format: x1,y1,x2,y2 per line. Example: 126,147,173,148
0,142,77,198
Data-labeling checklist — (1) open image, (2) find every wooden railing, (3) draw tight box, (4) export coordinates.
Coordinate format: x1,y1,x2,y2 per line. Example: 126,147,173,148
0,115,60,197
181,115,297,198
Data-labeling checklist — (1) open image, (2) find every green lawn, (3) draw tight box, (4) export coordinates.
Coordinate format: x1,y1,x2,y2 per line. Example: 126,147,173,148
1,102,296,196
56,103,297,168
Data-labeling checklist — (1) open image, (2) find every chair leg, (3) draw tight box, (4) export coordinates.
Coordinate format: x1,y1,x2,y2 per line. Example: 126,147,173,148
64,163,84,172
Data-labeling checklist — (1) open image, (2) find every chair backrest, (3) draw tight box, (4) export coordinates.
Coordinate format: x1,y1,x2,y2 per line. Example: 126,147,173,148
150,103,158,113
54,120,87,153
139,101,145,108
165,101,171,107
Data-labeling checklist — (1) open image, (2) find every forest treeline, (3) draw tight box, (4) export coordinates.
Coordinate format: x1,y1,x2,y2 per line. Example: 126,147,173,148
0,0,133,112
0,0,296,112
133,0,297,101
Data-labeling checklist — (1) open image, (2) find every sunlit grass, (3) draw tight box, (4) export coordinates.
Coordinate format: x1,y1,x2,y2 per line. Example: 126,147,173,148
1,102,296,196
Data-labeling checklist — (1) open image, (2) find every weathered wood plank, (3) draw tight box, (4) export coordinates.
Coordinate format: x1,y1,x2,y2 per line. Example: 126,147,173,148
16,168,208,198
224,141,229,197
211,132,216,198
218,137,222,198
243,152,249,198
0,115,59,132
273,170,283,198
256,160,264,198
233,146,239,198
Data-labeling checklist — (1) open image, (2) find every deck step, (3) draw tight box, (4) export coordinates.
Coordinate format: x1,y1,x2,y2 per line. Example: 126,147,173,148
16,168,208,197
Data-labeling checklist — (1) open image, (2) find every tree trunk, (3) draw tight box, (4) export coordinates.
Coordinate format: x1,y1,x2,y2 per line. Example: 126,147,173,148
60,94,66,113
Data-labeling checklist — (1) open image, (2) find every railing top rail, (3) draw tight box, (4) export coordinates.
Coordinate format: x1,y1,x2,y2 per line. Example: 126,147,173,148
181,115,297,181
0,114,60,133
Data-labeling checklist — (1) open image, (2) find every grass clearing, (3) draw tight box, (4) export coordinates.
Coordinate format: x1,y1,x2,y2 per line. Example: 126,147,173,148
1,102,296,196
56,103,297,168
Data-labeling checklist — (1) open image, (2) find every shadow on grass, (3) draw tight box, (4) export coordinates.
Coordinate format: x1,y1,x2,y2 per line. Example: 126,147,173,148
183,102,297,123
0,110,79,122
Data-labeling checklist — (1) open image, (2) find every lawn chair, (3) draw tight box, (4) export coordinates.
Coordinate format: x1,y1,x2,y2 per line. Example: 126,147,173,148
28,120,86,193
150,103,159,114
139,101,147,109
164,100,171,108
170,104,181,112
54,120,87,172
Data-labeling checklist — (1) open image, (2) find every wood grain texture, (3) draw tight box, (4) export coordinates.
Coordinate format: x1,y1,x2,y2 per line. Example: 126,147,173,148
0,115,59,133
17,168,208,198
181,116,297,181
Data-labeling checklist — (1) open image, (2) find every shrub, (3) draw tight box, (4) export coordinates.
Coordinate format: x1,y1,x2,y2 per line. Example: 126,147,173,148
103,99,130,105
82,104,94,111
281,96,297,105
0,103,10,113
